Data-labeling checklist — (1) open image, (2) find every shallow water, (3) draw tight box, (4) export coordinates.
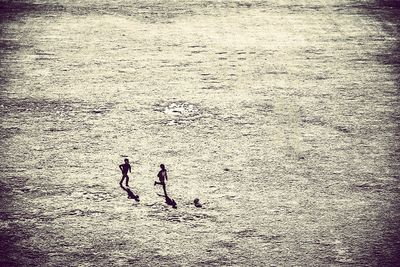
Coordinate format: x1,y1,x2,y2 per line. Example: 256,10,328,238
1,0,399,266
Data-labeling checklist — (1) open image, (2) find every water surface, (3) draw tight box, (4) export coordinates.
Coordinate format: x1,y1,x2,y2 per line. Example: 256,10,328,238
1,0,399,266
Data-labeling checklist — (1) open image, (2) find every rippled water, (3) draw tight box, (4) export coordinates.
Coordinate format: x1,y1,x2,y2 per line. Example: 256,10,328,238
1,0,399,266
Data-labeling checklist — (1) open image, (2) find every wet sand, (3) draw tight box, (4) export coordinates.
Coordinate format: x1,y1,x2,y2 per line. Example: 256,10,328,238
1,0,399,266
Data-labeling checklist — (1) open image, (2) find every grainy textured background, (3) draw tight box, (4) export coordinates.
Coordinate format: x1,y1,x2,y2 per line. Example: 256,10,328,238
1,0,399,266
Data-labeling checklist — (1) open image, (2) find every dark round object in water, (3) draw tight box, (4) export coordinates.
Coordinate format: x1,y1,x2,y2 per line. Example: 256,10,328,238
194,198,202,208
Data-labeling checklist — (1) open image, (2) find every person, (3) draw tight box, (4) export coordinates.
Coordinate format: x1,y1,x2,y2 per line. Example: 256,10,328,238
119,158,131,188
154,164,168,196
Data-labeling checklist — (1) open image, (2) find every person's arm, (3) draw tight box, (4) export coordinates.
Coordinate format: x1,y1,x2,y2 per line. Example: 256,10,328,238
165,171,168,181
119,164,123,171
129,164,132,173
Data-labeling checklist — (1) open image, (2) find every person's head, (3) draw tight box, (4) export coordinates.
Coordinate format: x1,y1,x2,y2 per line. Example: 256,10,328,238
160,164,165,170
124,158,129,163
194,198,199,204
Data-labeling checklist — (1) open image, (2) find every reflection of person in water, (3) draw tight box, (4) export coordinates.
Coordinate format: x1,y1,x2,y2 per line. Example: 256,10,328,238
154,164,168,196
119,158,131,188
166,195,177,209
126,187,139,201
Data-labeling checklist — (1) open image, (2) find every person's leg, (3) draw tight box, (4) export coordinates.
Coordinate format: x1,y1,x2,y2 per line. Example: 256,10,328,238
125,175,129,187
119,176,125,188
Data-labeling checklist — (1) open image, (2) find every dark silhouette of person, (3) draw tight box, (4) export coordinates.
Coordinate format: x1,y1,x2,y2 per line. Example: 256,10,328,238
119,158,131,188
154,164,177,208
154,164,168,196
118,158,139,201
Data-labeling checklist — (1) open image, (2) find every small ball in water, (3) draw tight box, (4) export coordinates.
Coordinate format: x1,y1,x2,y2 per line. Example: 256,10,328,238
194,198,202,208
